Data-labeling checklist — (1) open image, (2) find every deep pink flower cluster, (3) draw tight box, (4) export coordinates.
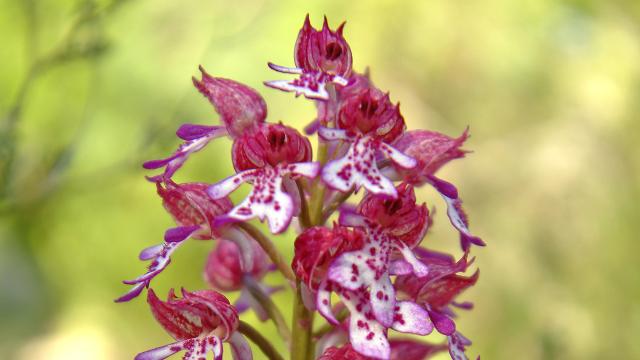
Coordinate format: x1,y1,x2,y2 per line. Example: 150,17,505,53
118,15,484,360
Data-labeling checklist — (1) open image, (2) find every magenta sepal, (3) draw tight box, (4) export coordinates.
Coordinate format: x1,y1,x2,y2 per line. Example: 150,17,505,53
208,162,320,234
319,128,416,198
143,125,227,181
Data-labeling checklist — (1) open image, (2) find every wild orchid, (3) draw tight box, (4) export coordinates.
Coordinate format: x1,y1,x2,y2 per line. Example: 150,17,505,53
118,15,484,360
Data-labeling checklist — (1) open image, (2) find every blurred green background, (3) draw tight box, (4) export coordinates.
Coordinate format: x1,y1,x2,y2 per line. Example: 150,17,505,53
1,0,639,359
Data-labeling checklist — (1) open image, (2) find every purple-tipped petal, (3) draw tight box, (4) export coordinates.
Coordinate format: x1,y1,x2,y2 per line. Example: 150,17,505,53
317,280,339,325
176,124,227,141
427,175,458,199
116,240,186,302
228,333,253,360
429,309,456,336
318,127,349,141
441,194,484,251
448,332,472,360
391,301,433,335
164,225,201,243
139,244,164,260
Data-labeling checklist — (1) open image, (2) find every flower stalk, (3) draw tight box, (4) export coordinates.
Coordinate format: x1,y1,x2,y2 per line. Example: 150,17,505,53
117,14,484,360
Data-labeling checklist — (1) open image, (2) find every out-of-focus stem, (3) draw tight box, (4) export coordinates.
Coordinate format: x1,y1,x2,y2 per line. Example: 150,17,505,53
244,275,291,344
238,222,295,282
322,189,354,223
238,320,285,360
312,308,349,338
308,142,327,225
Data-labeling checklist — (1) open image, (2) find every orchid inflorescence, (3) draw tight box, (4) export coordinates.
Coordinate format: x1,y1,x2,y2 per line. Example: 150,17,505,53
117,15,484,360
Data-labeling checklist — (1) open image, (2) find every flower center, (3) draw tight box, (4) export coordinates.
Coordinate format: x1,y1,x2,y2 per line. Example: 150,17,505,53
325,42,343,61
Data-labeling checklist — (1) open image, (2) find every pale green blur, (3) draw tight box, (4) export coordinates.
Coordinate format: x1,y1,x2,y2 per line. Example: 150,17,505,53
1,0,639,359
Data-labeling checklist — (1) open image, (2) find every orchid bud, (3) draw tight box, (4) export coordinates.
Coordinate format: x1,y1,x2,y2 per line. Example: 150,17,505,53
357,183,430,247
295,15,352,77
193,66,267,138
204,239,270,292
231,122,312,171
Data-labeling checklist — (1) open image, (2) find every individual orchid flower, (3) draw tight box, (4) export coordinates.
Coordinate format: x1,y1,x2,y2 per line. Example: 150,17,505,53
326,210,428,329
116,181,233,302
136,288,251,360
317,281,433,359
319,87,416,198
395,249,478,359
390,129,484,250
265,15,352,100
208,123,319,234
144,66,266,180
204,239,281,321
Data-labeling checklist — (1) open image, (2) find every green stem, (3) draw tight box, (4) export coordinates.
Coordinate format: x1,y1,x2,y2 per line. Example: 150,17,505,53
322,189,354,223
238,222,296,282
312,308,349,338
290,280,314,360
238,320,285,360
244,275,291,344
296,179,311,228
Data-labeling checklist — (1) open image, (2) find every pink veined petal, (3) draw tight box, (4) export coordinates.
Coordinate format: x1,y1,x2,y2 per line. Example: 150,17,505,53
391,301,433,335
139,244,164,260
288,161,321,178
134,340,183,360
441,193,485,250
264,79,329,100
317,280,339,325
116,240,186,302
228,333,253,360
164,225,202,243
379,142,417,170
207,169,258,199
369,274,395,327
135,337,223,360
389,260,413,276
227,170,293,234
340,288,390,360
388,339,448,360
318,127,349,141
321,134,398,197
393,241,429,277
216,164,317,234
448,332,472,360
267,62,304,74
